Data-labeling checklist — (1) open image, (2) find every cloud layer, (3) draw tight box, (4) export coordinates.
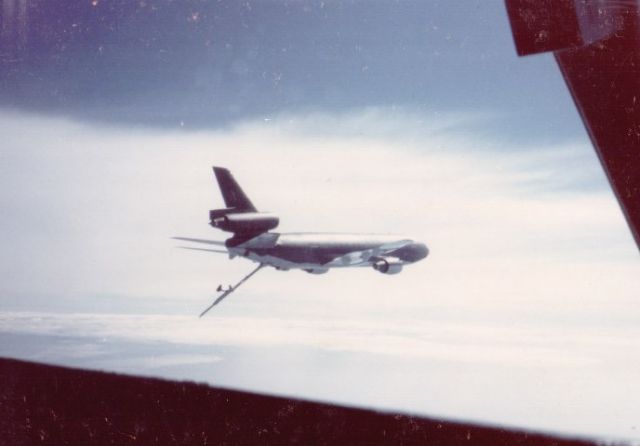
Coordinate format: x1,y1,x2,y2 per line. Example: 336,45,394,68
1,107,637,316
2,108,640,441
2,310,639,442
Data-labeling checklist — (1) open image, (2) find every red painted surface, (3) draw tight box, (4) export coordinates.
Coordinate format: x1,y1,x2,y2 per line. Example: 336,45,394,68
0,358,596,445
506,0,640,251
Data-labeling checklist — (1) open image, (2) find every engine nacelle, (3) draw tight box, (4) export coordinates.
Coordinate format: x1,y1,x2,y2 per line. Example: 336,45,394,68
210,211,279,234
304,268,329,274
372,258,403,275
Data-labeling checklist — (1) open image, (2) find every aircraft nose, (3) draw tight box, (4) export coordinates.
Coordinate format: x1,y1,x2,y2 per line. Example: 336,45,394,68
398,242,429,262
413,243,429,261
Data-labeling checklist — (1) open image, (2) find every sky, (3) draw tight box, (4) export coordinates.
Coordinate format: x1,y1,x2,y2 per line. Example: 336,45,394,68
2,0,640,443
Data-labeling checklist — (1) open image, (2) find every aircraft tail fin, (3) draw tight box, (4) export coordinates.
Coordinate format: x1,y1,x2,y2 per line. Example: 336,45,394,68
209,167,278,237
213,166,256,213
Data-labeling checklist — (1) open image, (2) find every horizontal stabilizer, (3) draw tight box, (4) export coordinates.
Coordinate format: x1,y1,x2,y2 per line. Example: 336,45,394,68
176,246,228,254
172,237,226,246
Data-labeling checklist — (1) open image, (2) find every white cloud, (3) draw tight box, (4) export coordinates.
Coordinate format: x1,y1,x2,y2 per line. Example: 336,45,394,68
99,353,224,370
2,108,640,441
0,107,636,306
0,311,619,367
2,310,640,441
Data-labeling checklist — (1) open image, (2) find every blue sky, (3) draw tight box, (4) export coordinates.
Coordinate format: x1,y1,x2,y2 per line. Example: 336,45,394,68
2,1,640,442
2,1,581,139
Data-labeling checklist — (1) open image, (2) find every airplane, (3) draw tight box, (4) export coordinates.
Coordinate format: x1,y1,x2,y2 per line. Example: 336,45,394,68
175,167,429,316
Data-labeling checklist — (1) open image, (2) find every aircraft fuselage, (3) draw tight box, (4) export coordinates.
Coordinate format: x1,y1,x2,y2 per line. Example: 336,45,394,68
176,166,430,313
228,232,429,273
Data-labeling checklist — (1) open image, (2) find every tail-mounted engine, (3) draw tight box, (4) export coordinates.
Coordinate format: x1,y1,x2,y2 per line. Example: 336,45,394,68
210,209,279,234
372,257,404,274
209,167,279,239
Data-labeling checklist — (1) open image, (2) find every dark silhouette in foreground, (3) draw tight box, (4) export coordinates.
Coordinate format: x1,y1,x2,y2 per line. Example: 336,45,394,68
0,357,597,445
506,0,640,251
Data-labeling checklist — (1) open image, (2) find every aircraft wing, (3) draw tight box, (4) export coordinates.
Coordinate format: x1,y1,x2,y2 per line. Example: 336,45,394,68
326,239,413,266
177,246,228,254
172,237,227,246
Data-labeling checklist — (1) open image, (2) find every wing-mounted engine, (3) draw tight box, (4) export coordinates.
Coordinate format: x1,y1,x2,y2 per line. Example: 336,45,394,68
372,257,404,274
210,209,279,234
304,268,329,274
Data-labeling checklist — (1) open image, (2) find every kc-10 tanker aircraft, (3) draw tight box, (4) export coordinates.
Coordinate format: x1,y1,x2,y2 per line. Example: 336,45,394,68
175,167,429,316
